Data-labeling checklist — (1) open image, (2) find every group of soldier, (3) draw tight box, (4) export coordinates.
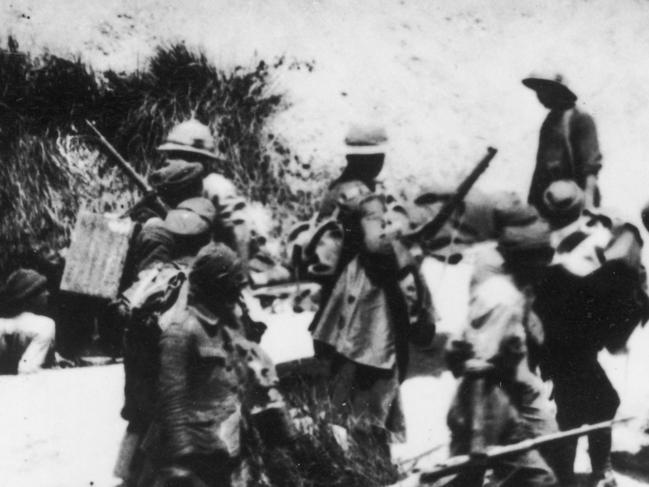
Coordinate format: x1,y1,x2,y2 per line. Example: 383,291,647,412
1,72,649,487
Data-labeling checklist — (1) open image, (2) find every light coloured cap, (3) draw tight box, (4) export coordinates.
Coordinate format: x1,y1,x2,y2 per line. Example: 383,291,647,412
157,119,220,159
164,197,216,235
542,179,585,225
344,124,388,155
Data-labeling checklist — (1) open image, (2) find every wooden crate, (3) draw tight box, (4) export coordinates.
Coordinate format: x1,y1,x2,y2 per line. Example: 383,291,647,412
60,211,135,300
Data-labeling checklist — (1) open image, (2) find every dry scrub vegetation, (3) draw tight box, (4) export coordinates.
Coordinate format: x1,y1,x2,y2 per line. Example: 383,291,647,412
0,37,325,277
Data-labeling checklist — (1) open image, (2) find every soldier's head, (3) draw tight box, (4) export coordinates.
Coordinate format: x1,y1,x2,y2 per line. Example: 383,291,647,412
497,219,554,283
163,197,217,257
335,124,388,189
541,179,585,228
358,194,393,255
149,160,205,207
1,268,49,318
522,74,577,110
189,242,247,307
157,119,222,170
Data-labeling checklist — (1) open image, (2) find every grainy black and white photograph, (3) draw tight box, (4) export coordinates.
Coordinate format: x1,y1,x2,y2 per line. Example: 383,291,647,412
3,1,649,486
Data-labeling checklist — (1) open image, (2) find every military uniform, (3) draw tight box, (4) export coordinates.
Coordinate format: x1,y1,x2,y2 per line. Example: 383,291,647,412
445,220,559,487
534,181,648,487
523,75,603,210
311,191,436,435
115,198,218,487
138,243,290,487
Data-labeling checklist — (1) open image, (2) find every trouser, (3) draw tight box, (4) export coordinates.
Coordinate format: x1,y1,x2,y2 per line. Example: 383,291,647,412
138,453,242,487
446,375,558,487
0,318,55,374
550,357,620,483
327,354,403,436
114,425,150,487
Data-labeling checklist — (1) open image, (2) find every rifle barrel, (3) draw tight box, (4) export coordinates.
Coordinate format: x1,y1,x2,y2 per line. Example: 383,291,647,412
85,120,151,193
416,147,497,240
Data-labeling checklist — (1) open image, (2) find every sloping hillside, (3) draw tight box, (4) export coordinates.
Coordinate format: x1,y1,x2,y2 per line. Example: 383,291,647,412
5,0,649,220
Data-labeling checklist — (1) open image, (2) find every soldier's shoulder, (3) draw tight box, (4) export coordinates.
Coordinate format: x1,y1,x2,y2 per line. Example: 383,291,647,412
570,106,597,125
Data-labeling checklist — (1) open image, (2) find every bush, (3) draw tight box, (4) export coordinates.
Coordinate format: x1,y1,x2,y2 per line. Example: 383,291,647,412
0,37,306,277
245,378,400,487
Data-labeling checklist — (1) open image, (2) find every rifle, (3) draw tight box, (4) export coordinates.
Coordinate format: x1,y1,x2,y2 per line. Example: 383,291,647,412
85,120,170,218
393,416,633,485
409,147,497,241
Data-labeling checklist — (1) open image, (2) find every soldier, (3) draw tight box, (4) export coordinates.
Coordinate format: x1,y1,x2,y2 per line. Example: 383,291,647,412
127,120,215,223
317,124,387,220
0,269,56,374
114,197,217,487
534,180,649,487
523,74,603,210
445,217,559,487
156,119,287,287
410,186,535,260
310,193,435,437
292,125,387,285
138,242,291,487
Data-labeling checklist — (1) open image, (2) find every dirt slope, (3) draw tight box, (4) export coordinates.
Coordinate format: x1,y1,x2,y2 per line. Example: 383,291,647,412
5,0,649,220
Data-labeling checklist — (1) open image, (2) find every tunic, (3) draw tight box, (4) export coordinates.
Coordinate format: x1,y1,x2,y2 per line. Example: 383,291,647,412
528,107,602,208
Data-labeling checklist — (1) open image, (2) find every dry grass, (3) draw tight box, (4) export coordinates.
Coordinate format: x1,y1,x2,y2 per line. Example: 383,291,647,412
0,37,316,277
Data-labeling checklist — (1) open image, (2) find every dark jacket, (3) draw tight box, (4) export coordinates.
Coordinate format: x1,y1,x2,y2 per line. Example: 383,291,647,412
144,302,286,461
528,107,602,209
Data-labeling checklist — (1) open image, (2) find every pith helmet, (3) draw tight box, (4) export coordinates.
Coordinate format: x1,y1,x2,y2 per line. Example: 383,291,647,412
335,124,388,185
344,124,388,155
522,73,577,105
157,119,220,159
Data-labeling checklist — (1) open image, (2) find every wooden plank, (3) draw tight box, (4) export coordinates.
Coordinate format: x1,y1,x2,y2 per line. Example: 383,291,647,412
60,211,135,300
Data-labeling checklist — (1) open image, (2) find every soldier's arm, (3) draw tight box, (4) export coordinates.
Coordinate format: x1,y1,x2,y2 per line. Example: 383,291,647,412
584,174,599,208
604,222,643,267
491,303,528,377
572,111,603,179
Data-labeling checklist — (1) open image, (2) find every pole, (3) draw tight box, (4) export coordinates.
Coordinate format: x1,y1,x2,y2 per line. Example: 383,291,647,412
85,120,151,193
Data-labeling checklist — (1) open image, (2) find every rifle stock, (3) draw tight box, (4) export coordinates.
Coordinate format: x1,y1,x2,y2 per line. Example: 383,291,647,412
413,416,633,484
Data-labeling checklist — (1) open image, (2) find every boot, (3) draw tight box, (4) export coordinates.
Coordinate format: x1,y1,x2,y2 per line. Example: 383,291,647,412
540,437,577,486
588,430,617,487
589,464,617,487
